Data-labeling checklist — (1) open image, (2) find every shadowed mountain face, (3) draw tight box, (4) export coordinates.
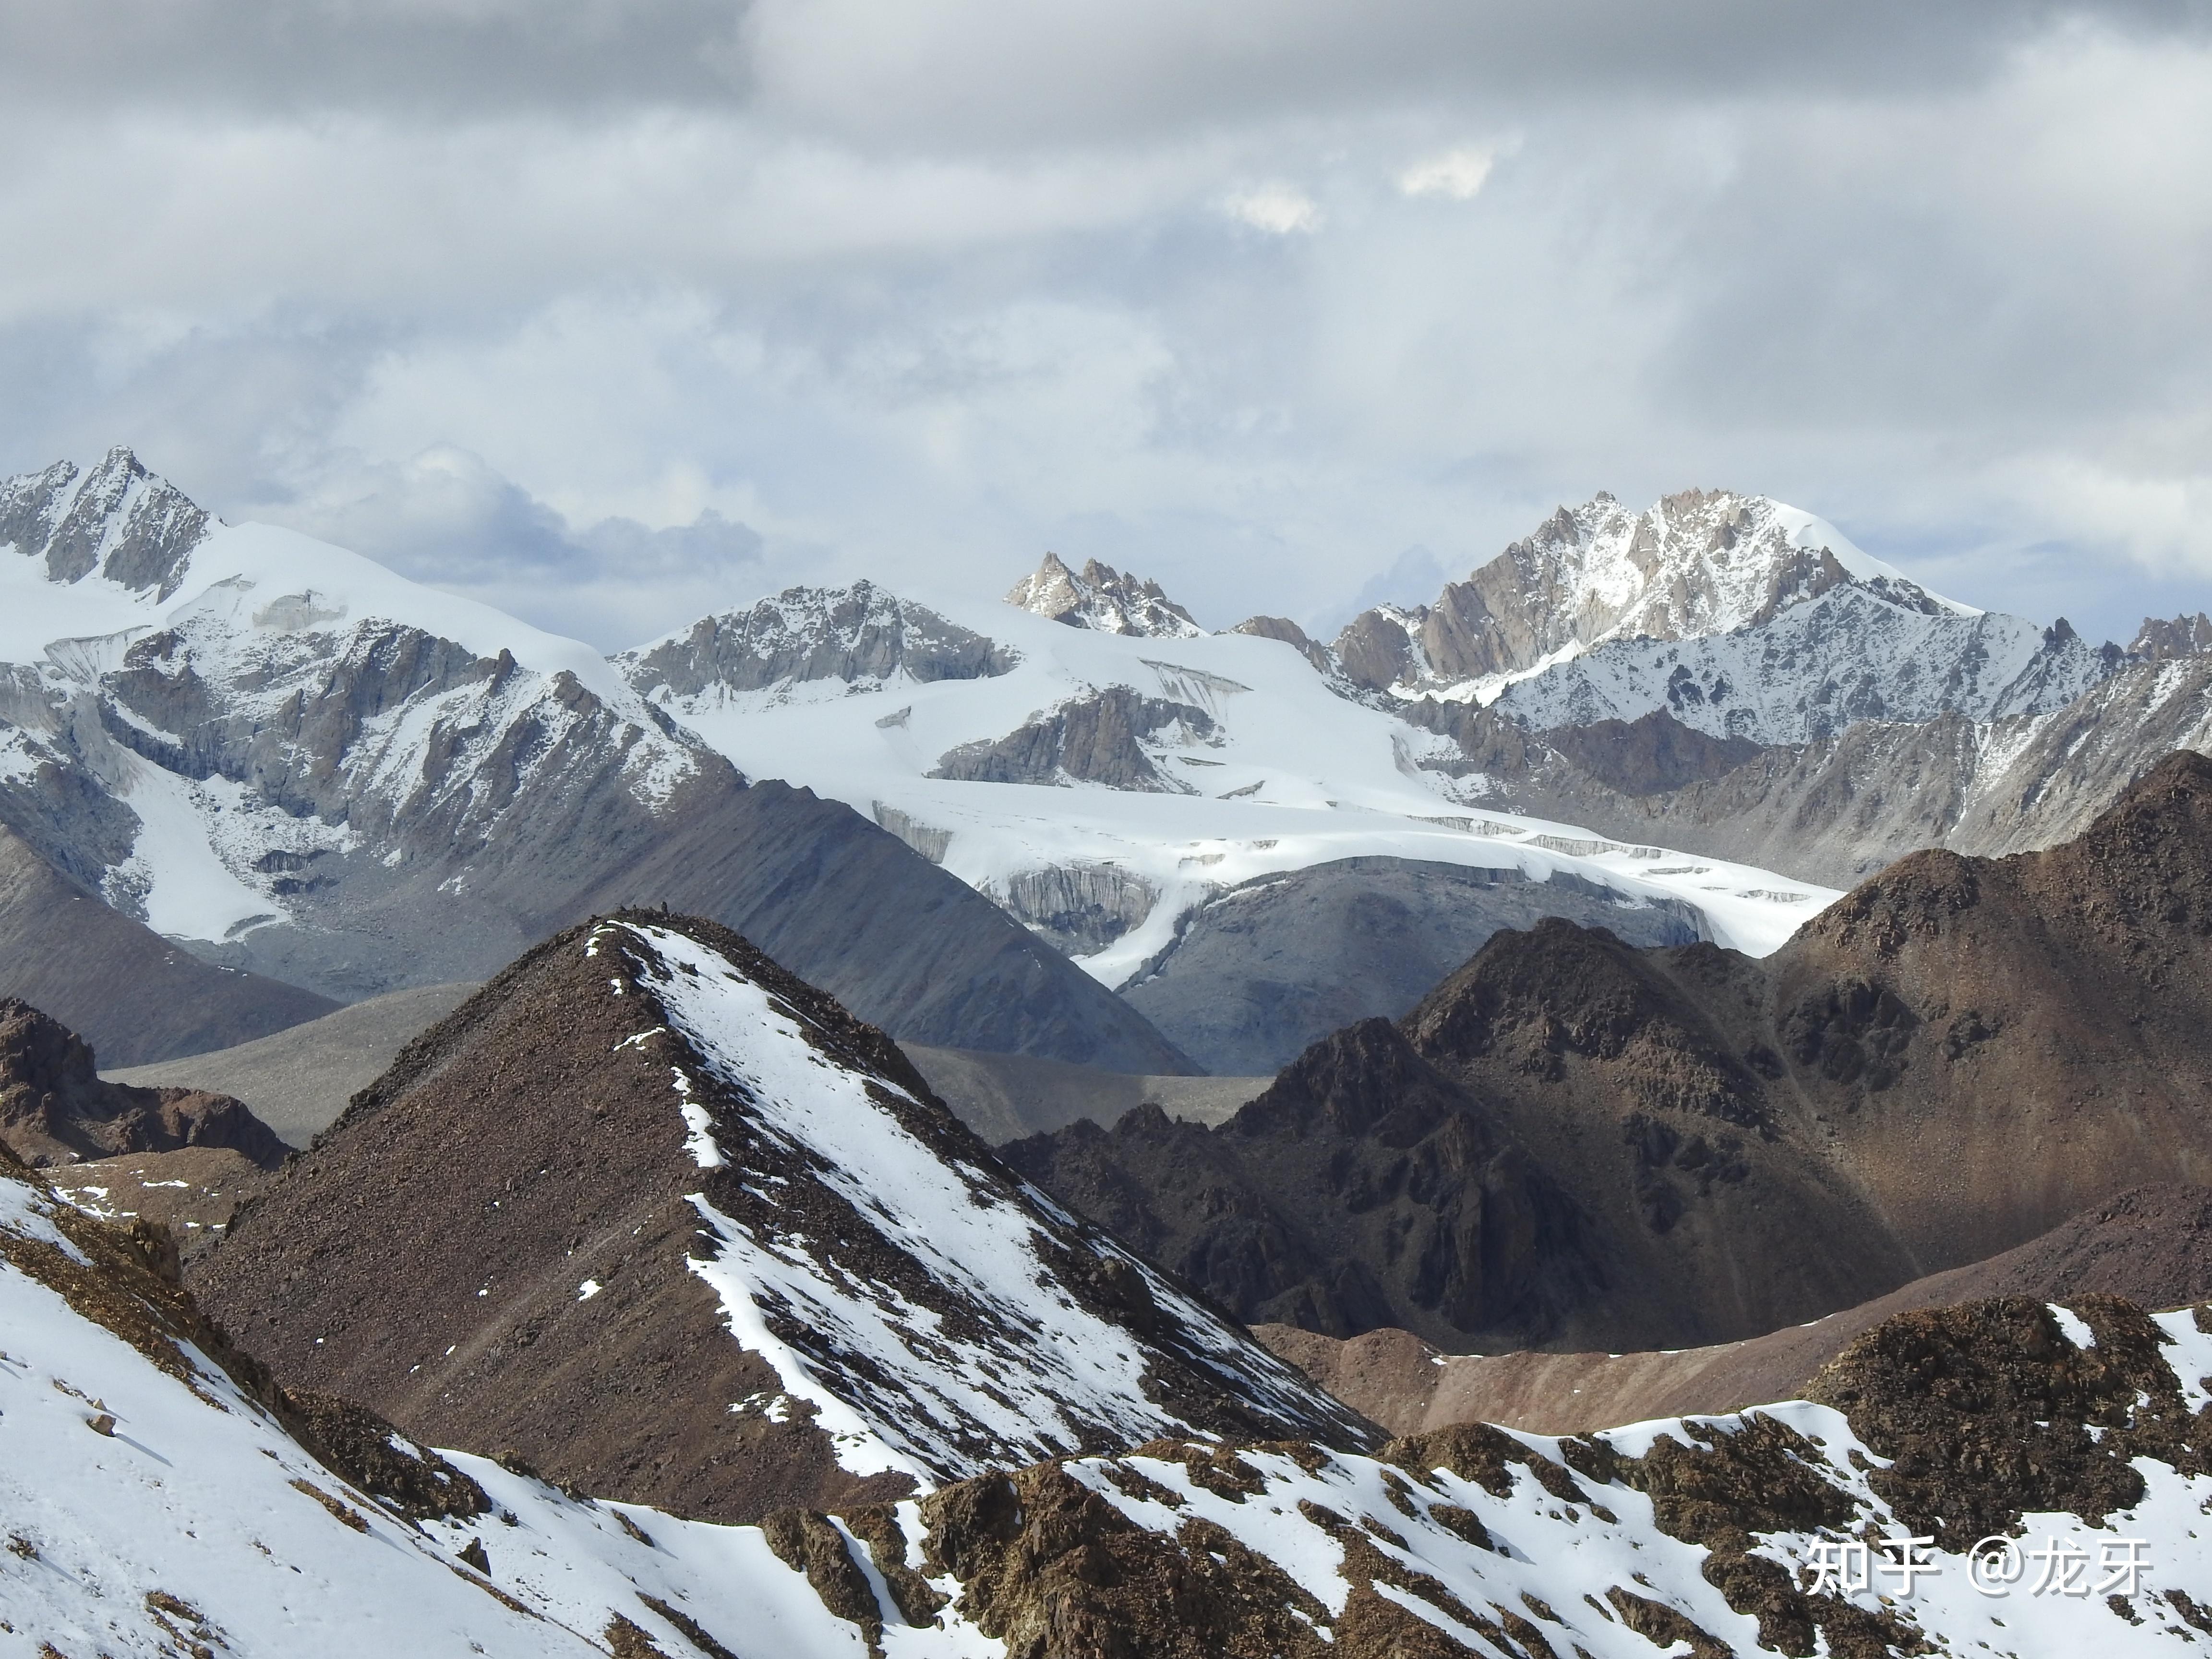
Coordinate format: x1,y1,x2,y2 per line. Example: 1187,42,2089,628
1119,856,1704,1076
0,998,286,1169
191,912,1370,1525
1263,1182,2212,1437
1011,751,2212,1355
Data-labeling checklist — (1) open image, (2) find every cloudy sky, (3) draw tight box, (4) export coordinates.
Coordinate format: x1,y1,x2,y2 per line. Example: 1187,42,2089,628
1,0,2208,649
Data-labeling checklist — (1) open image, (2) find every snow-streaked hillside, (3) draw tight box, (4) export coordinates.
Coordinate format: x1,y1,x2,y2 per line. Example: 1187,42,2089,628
621,583,1841,976
189,910,1372,1518
14,1161,2212,1656
594,915,1371,1481
0,1164,876,1659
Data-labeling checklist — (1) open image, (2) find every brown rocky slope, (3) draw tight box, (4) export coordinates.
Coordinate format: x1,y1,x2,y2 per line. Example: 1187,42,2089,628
190,910,1374,1525
0,996,287,1169
1262,1181,2212,1435
1010,750,2212,1356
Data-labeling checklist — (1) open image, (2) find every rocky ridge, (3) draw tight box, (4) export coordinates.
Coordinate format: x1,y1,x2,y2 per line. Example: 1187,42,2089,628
1005,550,1203,637
1320,487,1977,703
1401,625,2212,891
1485,587,2114,747
191,911,1370,1523
616,578,1018,702
1263,1181,2212,1437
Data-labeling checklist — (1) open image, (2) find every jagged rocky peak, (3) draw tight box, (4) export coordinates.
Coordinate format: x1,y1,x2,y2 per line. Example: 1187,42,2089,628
2132,611,2212,661
1332,486,1973,700
0,997,286,1169
192,911,1373,1523
618,578,1019,702
0,445,213,599
1006,549,1204,637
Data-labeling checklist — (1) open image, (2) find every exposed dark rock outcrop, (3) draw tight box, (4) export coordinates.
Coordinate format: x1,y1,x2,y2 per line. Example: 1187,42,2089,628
931,686,1218,793
0,998,287,1168
1806,1294,2206,1551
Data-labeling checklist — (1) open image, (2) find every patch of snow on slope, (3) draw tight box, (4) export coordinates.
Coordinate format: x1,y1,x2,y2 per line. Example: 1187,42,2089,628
616,918,1343,1482
108,756,283,941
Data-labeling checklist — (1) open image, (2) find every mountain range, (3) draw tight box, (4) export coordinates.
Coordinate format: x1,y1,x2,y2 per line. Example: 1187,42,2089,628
12,445,2212,1653
10,450,2203,1083
1006,750,2212,1353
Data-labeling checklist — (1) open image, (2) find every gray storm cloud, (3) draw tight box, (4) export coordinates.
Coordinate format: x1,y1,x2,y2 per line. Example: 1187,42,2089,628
0,1,2206,648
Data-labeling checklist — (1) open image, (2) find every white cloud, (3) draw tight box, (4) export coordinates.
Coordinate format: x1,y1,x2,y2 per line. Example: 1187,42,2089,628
1223,182,1322,235
3,7,2211,652
1397,144,1497,200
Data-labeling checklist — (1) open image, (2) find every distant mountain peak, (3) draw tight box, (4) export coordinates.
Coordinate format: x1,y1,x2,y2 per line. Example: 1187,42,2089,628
1331,488,1978,706
2131,611,2212,661
1006,551,1203,638
0,447,213,599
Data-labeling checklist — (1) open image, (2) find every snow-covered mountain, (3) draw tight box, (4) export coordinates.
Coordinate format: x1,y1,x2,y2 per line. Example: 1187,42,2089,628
1004,550,1202,637
621,579,1841,982
0,447,697,962
1325,487,1979,705
0,451,1195,1073
16,1159,2212,1655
